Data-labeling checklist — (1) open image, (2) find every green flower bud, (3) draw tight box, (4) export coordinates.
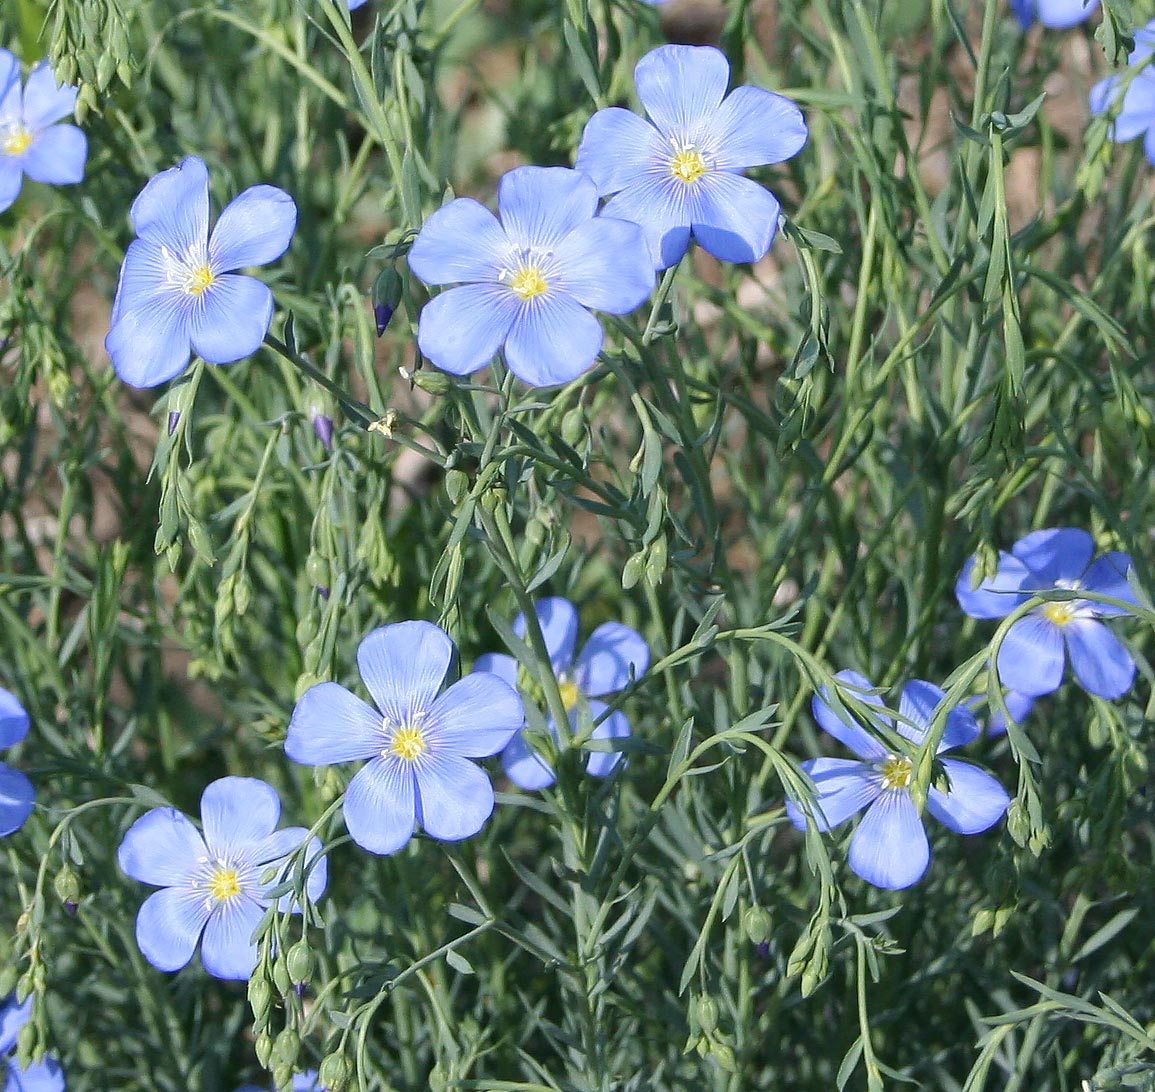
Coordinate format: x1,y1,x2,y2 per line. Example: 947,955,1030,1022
54,865,80,908
272,958,293,998
693,994,719,1035
319,1051,352,1092
272,1027,300,1068
286,941,314,987
742,905,772,946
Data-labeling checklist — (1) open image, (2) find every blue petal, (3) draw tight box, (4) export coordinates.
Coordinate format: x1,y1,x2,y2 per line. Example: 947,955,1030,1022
0,994,30,1054
252,828,328,909
417,283,517,376
20,62,77,129
1036,0,1098,27
501,728,557,790
200,896,264,980
574,107,666,195
504,293,603,386
1080,551,1138,616
514,597,579,677
21,124,85,185
293,1072,323,1092
408,198,509,286
1012,528,1094,587
118,808,206,887
200,777,281,858
1010,0,1035,29
0,156,24,213
497,166,599,250
286,681,383,765
986,690,1035,737
634,44,730,137
105,294,192,389
130,156,210,255
357,620,453,724
585,700,629,778
472,653,518,688
896,680,979,752
7,1055,65,1092
707,85,807,171
188,273,273,365
996,613,1066,697
414,751,494,841
343,756,416,855
786,757,880,833
848,791,929,890
0,763,34,837
1144,124,1155,166
551,216,654,314
0,50,18,106
208,184,296,271
688,172,781,264
573,622,649,696
1065,619,1135,699
601,178,692,270
0,688,29,749
0,56,19,125
108,238,170,328
427,673,523,757
955,551,1030,619
812,670,888,761
134,885,211,972
1130,24,1155,65
926,759,1009,834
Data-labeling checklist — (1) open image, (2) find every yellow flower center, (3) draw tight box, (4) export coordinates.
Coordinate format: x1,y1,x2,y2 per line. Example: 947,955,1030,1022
181,262,217,297
879,754,913,791
2,126,33,157
1042,601,1077,626
507,265,549,301
389,723,428,762
557,678,580,711
205,864,243,904
669,146,709,185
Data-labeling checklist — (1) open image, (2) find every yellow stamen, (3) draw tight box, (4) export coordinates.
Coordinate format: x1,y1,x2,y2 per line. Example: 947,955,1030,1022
557,678,580,711
206,864,242,904
1043,601,1077,626
507,265,548,301
389,723,428,762
879,754,913,791
2,127,33,157
182,263,216,297
669,147,709,185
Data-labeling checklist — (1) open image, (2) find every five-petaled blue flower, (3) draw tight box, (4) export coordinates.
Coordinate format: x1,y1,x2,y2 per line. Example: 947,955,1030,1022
574,44,808,270
1012,0,1098,30
105,154,297,389
407,165,655,387
475,597,649,790
1090,21,1155,165
0,689,34,838
0,994,64,1092
118,776,327,981
0,51,86,215
286,621,524,855
956,528,1138,699
787,672,1010,890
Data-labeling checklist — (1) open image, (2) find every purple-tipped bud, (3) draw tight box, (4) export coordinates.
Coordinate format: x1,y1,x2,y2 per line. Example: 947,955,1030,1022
167,410,180,436
312,413,334,452
317,585,330,600
372,267,403,337
374,302,394,337
64,901,78,917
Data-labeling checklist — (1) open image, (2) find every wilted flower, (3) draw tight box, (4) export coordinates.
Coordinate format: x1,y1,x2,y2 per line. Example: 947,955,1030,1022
0,51,86,215
286,621,523,854
1012,0,1098,29
956,528,1138,699
787,672,1010,890
0,688,34,837
574,44,807,269
475,596,649,790
105,155,297,388
1090,21,1155,164
0,994,64,1092
407,166,654,386
118,777,327,980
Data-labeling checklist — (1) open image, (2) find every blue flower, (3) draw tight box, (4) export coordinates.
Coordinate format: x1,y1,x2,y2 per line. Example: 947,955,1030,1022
117,777,327,981
236,1070,324,1092
348,0,368,7
985,690,1035,737
286,621,524,855
105,155,297,389
475,597,649,790
786,672,1010,890
1012,0,1098,29
0,994,64,1092
0,52,86,215
956,528,1139,699
407,165,654,386
1090,21,1155,165
574,44,807,270
0,689,34,838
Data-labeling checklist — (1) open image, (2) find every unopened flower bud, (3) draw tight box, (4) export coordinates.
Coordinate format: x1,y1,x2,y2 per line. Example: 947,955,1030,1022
319,1051,352,1092
54,865,80,911
286,940,314,987
312,412,334,452
167,410,180,436
742,906,772,946
372,267,403,336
